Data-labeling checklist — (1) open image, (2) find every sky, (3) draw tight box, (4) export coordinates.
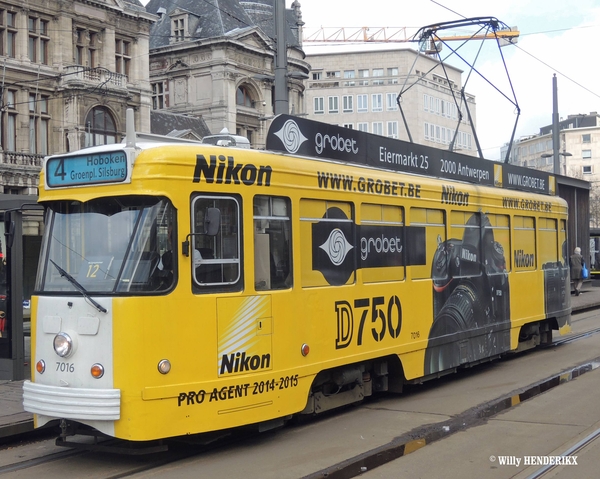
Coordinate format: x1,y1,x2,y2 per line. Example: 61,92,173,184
293,0,600,161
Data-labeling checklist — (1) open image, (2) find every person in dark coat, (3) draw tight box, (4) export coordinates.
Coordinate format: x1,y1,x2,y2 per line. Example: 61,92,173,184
570,246,584,296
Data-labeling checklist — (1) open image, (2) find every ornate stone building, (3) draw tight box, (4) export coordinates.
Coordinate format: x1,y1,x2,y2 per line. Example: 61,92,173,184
0,0,156,195
145,0,309,149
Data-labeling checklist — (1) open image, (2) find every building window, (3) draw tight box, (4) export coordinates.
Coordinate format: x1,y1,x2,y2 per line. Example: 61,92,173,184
152,81,169,109
1,11,18,58
388,67,398,84
1,90,17,151
582,149,592,159
343,123,353,129
172,17,186,42
314,97,324,114
326,71,340,78
371,93,383,112
357,122,368,132
343,70,355,86
28,19,37,63
583,165,592,174
27,17,50,65
115,39,131,79
582,134,591,143
387,121,398,139
357,94,368,112
84,106,118,147
358,69,369,86
312,72,322,80
328,96,339,113
28,93,50,155
342,95,353,113
386,92,398,111
372,68,384,85
28,16,49,64
236,85,253,107
372,122,383,136
74,28,99,67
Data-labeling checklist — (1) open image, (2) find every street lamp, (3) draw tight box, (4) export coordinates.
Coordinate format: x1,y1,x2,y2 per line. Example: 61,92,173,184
541,151,572,175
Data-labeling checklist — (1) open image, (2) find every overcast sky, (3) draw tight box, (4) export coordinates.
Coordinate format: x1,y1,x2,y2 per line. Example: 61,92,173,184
294,0,600,160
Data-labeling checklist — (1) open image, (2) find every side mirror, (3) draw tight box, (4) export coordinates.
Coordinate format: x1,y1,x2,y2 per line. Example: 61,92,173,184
182,208,221,257
204,207,220,236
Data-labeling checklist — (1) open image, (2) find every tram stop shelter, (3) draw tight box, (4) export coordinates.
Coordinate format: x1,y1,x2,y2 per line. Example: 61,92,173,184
556,175,590,271
0,195,43,381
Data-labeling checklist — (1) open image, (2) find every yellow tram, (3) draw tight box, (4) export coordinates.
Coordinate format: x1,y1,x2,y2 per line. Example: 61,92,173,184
23,112,571,444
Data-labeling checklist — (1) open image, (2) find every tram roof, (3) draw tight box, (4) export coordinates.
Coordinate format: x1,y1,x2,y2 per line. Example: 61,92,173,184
264,115,557,197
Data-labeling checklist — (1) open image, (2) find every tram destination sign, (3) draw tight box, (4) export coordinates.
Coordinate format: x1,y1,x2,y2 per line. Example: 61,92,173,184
45,150,128,188
266,115,553,195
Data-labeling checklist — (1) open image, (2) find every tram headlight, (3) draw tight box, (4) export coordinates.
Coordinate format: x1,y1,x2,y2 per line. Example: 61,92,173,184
53,332,74,358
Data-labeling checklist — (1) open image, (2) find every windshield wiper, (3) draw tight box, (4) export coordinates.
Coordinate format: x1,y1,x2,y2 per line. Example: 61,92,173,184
49,259,108,313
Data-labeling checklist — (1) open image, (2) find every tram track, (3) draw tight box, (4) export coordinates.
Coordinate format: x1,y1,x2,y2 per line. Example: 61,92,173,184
3,311,600,478
524,427,600,479
0,446,82,475
546,326,600,347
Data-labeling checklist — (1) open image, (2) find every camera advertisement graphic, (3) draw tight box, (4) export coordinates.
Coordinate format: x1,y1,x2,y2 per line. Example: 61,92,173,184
425,212,512,375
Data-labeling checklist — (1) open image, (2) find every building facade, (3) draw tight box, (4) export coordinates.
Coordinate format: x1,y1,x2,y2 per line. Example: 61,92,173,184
304,48,478,156
504,112,600,181
145,0,309,149
0,0,155,196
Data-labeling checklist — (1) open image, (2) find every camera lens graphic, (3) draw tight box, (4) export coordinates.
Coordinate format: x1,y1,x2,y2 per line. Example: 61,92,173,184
425,282,485,374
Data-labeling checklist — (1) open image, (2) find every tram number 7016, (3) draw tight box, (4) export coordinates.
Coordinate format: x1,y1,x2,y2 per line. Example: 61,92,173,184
56,362,75,373
335,295,402,349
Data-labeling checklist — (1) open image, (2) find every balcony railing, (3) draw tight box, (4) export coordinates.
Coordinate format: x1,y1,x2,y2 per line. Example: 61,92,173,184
61,66,127,89
0,151,44,168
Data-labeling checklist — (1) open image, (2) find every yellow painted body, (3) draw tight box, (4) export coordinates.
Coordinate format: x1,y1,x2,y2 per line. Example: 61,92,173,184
31,143,570,441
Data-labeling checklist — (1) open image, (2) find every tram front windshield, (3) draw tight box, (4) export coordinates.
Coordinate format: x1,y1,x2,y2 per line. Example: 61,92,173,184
36,196,175,295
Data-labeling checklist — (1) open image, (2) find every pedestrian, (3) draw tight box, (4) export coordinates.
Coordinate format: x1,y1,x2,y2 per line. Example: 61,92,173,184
570,246,584,296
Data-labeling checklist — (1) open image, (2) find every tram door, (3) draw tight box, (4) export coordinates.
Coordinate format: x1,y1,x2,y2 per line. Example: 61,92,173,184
0,205,42,380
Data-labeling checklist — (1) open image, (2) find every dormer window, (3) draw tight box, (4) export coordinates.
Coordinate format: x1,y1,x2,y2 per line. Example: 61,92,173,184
172,16,186,42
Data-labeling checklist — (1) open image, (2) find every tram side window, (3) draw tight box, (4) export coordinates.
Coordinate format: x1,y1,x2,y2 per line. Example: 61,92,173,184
191,196,241,288
513,216,535,271
484,214,511,274
538,217,558,268
299,199,355,288
360,203,405,283
408,208,443,281
253,196,292,290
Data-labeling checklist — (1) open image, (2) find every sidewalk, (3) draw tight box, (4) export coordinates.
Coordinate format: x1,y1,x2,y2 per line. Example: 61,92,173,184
1,286,599,441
